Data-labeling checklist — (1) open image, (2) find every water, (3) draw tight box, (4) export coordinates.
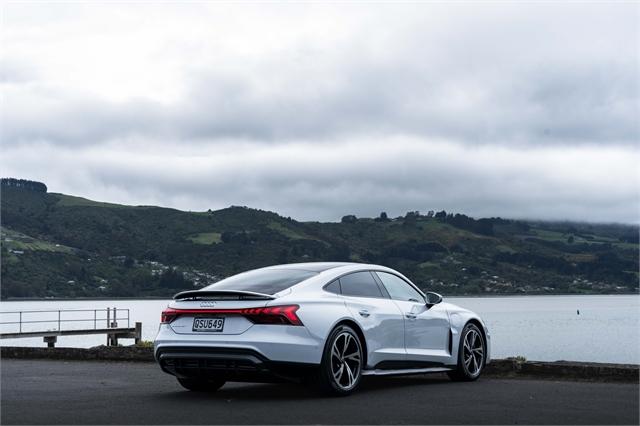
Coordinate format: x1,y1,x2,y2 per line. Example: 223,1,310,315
451,295,639,364
1,295,638,364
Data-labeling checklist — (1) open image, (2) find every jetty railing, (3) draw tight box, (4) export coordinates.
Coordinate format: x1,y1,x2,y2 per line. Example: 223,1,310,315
0,308,141,347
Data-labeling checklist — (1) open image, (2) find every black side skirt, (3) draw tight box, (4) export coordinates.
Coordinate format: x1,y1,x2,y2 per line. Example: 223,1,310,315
373,360,448,370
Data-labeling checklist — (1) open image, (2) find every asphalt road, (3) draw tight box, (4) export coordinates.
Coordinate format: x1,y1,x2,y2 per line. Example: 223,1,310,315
1,359,638,425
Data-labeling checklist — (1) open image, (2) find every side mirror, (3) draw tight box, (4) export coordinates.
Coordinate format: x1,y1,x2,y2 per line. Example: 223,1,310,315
425,291,443,305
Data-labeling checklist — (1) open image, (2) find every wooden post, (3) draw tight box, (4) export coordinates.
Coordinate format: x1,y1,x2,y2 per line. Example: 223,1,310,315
44,336,57,348
106,308,111,345
134,322,142,344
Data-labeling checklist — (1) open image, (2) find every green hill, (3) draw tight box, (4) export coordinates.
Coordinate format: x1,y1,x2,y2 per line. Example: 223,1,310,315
1,179,638,299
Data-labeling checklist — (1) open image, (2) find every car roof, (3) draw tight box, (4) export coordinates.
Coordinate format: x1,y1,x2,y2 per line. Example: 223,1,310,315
264,262,356,272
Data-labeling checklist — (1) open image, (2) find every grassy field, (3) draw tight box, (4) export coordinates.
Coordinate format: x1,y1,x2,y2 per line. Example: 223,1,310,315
267,221,321,241
187,232,222,245
1,228,73,253
530,226,636,249
53,193,127,208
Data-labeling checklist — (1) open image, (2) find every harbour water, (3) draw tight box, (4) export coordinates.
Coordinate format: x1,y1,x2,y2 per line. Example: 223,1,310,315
1,294,638,364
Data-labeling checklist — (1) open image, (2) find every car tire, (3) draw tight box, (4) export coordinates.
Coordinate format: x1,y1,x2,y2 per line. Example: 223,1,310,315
315,324,364,396
177,377,226,392
448,322,485,382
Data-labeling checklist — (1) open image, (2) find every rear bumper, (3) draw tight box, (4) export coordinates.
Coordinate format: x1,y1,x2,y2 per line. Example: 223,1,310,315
156,346,318,382
154,322,323,364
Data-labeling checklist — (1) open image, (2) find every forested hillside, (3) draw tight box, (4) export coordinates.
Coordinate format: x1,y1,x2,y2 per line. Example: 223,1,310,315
1,179,638,299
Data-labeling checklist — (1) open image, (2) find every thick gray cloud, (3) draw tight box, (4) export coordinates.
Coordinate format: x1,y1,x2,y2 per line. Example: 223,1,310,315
4,44,638,146
1,2,638,223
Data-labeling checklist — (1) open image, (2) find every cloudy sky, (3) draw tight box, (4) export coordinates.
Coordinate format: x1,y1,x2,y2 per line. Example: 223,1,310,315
1,2,638,223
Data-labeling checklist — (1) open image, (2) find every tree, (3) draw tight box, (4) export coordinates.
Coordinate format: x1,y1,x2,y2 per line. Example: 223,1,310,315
435,210,447,219
221,231,233,243
278,248,289,264
341,215,357,224
158,268,193,290
404,211,418,226
221,231,250,244
619,232,639,244
375,212,390,222
567,235,575,244
1,178,47,193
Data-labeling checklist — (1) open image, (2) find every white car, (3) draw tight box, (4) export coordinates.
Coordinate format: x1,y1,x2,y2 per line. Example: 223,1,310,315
155,262,490,395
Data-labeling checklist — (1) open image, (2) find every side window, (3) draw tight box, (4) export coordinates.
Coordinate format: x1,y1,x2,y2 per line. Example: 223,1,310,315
375,272,424,303
339,271,384,298
324,279,341,294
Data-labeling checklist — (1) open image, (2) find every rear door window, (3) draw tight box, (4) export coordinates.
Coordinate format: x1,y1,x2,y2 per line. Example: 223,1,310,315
339,271,385,298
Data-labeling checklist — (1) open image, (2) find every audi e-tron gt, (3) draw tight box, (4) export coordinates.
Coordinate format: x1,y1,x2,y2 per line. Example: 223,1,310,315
155,262,490,395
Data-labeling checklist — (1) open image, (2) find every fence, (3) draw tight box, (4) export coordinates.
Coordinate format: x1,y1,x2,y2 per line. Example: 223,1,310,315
0,308,141,347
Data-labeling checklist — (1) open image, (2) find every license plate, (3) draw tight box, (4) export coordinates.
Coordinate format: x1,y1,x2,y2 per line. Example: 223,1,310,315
192,317,225,332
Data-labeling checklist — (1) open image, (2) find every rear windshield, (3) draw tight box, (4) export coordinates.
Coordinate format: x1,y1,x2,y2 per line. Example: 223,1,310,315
203,269,318,295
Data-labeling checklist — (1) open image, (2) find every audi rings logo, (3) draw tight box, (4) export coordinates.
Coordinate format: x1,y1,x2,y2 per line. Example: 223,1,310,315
200,301,216,307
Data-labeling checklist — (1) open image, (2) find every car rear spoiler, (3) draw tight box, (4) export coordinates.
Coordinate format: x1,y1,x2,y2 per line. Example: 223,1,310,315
173,290,276,301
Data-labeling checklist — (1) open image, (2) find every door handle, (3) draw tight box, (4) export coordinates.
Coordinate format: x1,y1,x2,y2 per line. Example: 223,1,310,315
405,313,417,319
358,309,370,317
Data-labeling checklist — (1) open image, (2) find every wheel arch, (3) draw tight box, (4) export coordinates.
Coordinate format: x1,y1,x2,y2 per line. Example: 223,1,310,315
328,319,368,368
464,318,487,365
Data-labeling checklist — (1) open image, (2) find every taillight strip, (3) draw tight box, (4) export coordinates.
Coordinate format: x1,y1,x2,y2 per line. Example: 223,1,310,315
160,305,303,326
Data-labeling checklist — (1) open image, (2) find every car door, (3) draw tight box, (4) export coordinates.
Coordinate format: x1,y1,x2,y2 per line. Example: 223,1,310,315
337,271,406,368
374,271,451,365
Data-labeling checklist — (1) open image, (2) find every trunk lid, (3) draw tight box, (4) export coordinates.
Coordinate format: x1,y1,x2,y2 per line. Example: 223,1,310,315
168,290,274,335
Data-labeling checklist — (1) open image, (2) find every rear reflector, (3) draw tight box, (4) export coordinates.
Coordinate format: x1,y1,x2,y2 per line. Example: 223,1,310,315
160,304,303,326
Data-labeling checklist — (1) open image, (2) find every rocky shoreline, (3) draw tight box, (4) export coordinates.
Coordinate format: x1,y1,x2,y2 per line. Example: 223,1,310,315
1,345,637,383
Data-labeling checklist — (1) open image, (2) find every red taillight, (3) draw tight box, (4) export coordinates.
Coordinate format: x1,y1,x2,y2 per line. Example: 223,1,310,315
160,308,178,324
241,305,303,326
159,305,303,326
161,308,178,324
